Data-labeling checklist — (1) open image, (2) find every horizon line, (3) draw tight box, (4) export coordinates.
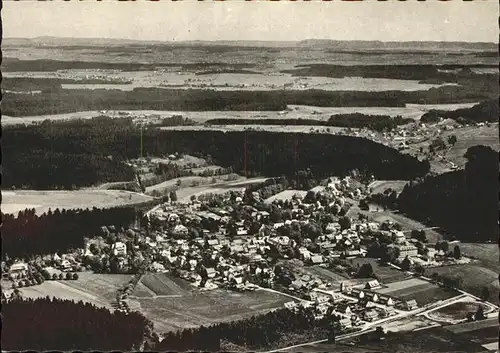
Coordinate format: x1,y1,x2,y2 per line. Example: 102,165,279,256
4,36,499,45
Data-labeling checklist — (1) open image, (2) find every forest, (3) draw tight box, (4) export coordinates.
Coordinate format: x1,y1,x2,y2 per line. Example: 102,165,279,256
2,297,152,351
206,113,413,132
397,145,498,242
155,306,336,351
2,206,138,258
3,117,430,189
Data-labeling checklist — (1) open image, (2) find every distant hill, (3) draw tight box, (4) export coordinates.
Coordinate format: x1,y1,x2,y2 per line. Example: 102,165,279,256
3,37,498,51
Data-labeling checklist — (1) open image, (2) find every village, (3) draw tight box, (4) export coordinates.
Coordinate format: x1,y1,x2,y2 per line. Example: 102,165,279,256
2,173,492,340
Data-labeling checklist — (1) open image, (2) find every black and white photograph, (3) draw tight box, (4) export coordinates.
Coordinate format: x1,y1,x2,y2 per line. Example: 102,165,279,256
1,1,499,352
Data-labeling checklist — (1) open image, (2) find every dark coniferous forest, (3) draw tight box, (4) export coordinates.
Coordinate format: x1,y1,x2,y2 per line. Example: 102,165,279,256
397,146,498,242
2,297,151,351
2,207,138,258
2,117,429,189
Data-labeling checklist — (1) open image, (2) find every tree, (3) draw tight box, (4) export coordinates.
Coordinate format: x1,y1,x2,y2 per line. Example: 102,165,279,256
65,273,72,280
453,245,461,259
357,263,374,278
52,273,58,280
400,256,412,271
475,305,486,320
339,216,352,231
447,135,457,146
169,190,178,202
481,286,490,301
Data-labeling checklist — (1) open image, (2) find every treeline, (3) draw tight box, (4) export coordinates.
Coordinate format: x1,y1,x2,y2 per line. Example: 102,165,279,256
206,114,413,132
282,63,498,81
4,85,497,118
3,117,429,189
2,297,151,351
397,146,498,242
2,207,137,258
2,77,132,92
421,98,499,124
2,57,255,72
2,151,135,189
155,307,332,351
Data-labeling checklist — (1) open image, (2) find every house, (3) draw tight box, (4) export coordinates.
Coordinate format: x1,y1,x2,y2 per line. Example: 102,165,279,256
112,242,127,256
206,268,217,279
2,290,14,302
404,299,418,310
365,292,379,303
336,303,352,315
310,255,324,265
395,244,418,260
392,230,406,244
9,262,28,279
284,301,298,310
363,309,379,322
60,260,72,272
340,282,352,294
290,279,305,290
207,239,219,247
365,280,381,290
339,317,352,329
379,296,394,306
330,292,344,304
173,224,189,236
344,249,362,257
151,262,166,272
316,294,330,304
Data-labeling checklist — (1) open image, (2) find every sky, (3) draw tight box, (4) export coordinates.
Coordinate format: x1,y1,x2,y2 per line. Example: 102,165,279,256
3,1,499,43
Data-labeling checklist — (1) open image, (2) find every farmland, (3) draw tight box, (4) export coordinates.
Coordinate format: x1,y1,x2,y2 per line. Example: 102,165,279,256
128,275,292,332
1,189,155,215
348,258,411,284
429,264,500,304
302,266,352,287
18,272,132,309
368,180,409,195
374,278,459,306
456,243,498,272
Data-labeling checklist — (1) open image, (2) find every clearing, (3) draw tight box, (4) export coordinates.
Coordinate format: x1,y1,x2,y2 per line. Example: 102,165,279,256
19,272,131,309
456,243,498,273
368,180,409,195
2,189,154,215
264,190,308,204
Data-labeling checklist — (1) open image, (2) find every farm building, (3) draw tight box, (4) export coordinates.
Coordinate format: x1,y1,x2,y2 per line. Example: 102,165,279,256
365,292,379,302
379,296,395,306
365,280,382,290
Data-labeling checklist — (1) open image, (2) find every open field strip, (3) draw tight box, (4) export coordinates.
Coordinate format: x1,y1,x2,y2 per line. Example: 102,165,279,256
2,189,154,215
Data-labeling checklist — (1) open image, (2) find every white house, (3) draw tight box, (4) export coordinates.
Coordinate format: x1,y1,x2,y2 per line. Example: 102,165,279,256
112,242,127,257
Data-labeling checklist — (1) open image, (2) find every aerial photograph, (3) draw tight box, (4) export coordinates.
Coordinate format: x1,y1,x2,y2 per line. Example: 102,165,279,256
1,1,498,352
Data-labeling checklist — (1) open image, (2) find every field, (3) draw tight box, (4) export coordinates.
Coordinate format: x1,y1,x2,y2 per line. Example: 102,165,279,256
1,189,155,215
264,190,308,203
127,273,290,332
19,272,132,309
374,277,459,306
368,180,409,195
428,301,489,322
348,258,411,284
303,266,351,287
367,211,444,243
456,243,498,272
440,124,499,169
129,287,291,332
444,318,499,350
429,264,500,304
